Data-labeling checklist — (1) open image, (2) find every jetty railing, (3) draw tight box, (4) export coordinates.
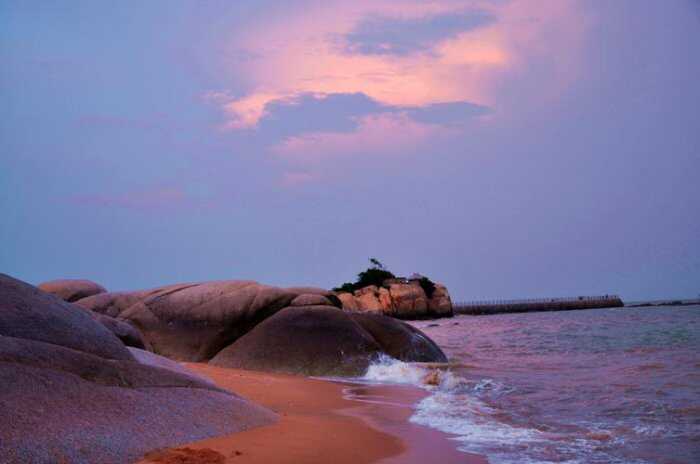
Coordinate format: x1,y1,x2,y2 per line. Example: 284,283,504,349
454,295,624,315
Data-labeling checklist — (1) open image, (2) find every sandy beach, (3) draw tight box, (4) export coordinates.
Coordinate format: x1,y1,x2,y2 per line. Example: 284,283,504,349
138,364,487,464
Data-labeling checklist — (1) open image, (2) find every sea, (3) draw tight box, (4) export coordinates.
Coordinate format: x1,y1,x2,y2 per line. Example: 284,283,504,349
362,306,700,464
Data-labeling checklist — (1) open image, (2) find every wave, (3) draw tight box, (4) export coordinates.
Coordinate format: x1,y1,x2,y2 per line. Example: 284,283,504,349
362,355,548,461
361,355,653,464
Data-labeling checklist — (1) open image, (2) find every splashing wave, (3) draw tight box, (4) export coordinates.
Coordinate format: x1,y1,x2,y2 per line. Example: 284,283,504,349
361,355,655,464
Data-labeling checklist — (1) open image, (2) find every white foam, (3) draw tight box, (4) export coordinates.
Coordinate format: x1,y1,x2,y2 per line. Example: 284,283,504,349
363,356,537,445
363,354,430,386
411,392,539,442
362,354,470,393
360,356,615,464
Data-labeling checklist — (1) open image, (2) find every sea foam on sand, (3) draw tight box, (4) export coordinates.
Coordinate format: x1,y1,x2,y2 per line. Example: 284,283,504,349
361,355,585,464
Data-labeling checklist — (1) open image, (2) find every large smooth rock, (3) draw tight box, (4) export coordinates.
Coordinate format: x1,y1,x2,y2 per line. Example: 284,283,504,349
0,336,275,464
210,306,448,376
283,286,332,295
76,281,340,362
40,285,148,349
0,274,277,464
38,278,107,302
0,273,132,361
74,289,162,318
348,312,447,363
290,293,333,307
94,313,146,349
210,306,382,376
127,347,215,386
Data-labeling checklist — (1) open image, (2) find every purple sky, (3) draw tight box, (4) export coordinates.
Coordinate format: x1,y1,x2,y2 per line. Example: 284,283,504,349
1,1,699,301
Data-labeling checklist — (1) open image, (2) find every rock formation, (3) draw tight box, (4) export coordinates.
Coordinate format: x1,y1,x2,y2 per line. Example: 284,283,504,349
0,274,276,464
336,278,453,319
127,346,216,386
210,305,447,376
0,272,450,461
210,306,383,376
73,279,447,372
1,275,131,361
75,281,342,362
349,312,446,362
36,278,146,349
23,275,448,378
37,278,107,302
92,312,146,349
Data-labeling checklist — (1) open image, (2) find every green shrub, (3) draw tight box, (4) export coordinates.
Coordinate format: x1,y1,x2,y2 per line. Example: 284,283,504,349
332,282,356,293
356,267,396,289
333,259,437,297
333,258,396,293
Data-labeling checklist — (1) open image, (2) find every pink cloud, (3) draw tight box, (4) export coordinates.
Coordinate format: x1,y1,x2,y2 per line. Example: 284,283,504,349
207,0,587,130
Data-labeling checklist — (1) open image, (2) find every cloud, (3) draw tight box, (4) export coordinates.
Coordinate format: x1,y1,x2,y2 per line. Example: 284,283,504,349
258,92,384,139
204,0,586,167
208,0,585,133
272,112,458,162
342,10,496,56
244,91,489,142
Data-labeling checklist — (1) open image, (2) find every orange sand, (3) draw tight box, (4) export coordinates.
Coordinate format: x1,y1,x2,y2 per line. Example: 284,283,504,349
138,364,487,464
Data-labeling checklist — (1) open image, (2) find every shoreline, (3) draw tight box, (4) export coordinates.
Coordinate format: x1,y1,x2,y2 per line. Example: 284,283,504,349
137,364,486,464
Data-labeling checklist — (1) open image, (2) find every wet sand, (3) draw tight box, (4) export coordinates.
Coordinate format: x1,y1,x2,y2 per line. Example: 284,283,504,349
137,364,487,464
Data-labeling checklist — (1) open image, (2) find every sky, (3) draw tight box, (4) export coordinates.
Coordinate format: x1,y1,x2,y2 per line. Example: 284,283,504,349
1,0,699,301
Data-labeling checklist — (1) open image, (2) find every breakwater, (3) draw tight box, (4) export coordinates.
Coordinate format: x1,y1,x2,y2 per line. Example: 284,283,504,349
625,298,700,308
454,295,624,315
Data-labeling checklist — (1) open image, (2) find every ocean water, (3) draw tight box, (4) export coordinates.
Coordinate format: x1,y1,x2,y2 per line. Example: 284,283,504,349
363,306,700,464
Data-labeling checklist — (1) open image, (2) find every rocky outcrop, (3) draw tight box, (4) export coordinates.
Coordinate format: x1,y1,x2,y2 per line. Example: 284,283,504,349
210,305,447,376
14,272,451,380
389,283,428,317
93,313,146,349
378,287,393,311
1,274,131,361
127,346,215,386
427,283,453,316
37,278,107,302
349,312,447,362
353,285,384,313
210,306,382,376
290,293,334,307
30,278,147,349
337,292,359,311
0,274,276,464
76,281,342,362
337,279,453,319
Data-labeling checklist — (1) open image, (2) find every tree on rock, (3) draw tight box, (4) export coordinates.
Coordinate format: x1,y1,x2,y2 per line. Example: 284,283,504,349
333,258,396,293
